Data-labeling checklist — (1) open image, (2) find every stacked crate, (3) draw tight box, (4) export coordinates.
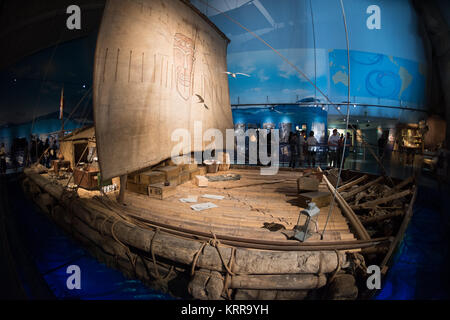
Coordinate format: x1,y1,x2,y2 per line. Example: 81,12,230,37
126,156,206,199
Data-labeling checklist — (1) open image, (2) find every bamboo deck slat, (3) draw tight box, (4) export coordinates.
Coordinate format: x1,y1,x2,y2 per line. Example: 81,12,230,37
49,169,356,244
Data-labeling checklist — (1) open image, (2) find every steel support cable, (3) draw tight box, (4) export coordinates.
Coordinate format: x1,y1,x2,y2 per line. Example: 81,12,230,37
196,0,390,179
321,0,351,238
62,86,93,129
309,0,317,101
30,19,66,136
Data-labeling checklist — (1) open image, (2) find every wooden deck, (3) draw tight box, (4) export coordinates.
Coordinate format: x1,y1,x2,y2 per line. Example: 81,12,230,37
64,168,356,244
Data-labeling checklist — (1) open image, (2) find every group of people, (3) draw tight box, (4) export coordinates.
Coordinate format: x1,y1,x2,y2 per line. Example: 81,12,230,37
0,135,60,175
288,130,319,168
328,129,352,168
287,128,352,169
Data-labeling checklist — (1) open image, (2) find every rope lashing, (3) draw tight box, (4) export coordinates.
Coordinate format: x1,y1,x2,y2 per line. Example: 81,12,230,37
111,218,138,275
223,246,236,300
209,233,235,277
327,250,342,284
191,242,207,276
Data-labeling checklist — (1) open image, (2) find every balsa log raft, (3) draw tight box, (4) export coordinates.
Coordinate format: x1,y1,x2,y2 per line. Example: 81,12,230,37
23,168,359,300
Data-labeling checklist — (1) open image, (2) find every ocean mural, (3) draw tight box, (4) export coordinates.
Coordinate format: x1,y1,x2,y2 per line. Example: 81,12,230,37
192,0,428,122
329,49,426,108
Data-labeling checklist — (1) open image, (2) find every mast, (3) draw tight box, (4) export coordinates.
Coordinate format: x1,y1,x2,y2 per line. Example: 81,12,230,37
59,86,64,140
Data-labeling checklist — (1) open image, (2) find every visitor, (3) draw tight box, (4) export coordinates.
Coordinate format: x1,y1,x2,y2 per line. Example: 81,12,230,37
342,132,352,168
288,132,298,168
340,134,345,160
297,130,306,167
328,129,340,168
306,131,318,167
378,133,387,160
0,143,6,175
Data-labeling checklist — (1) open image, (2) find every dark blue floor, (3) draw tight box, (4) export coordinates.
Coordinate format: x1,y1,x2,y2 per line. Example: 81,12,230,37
375,183,450,299
9,178,173,300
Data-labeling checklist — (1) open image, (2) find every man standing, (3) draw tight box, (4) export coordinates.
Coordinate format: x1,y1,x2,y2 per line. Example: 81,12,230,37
306,131,318,167
288,132,298,168
0,143,7,175
378,132,387,160
342,132,352,168
297,130,306,167
328,129,340,167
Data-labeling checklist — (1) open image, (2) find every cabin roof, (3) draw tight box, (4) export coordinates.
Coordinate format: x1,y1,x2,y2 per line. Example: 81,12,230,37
62,125,95,142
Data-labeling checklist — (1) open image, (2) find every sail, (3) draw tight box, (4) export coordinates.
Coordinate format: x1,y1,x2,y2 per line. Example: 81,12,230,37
93,0,232,180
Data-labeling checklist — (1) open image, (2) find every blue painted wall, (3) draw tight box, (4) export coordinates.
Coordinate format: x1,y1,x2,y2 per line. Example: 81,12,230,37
192,0,428,122
232,105,328,142
0,113,91,151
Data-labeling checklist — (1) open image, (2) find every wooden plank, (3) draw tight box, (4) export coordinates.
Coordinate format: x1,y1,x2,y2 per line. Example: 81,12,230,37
342,176,384,200
319,168,371,240
391,176,414,191
337,175,368,192
351,189,412,210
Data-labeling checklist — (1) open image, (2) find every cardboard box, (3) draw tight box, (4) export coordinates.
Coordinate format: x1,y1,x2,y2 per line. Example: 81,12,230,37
298,191,331,208
148,183,177,200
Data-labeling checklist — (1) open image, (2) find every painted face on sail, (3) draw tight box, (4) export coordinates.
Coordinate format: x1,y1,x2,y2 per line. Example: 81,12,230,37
174,33,195,100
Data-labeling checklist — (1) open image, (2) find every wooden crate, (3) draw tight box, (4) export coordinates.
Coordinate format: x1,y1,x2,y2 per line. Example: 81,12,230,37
298,191,331,208
126,181,148,195
73,167,100,190
148,183,177,200
182,162,198,172
217,152,231,171
297,176,319,193
155,166,181,180
198,166,207,176
127,174,140,184
140,171,165,184
189,168,201,180
179,171,191,184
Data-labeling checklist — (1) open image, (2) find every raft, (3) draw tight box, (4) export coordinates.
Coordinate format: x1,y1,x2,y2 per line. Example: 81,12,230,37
21,165,415,300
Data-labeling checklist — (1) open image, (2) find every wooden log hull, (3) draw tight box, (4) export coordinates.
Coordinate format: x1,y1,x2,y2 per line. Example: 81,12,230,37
23,168,365,300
